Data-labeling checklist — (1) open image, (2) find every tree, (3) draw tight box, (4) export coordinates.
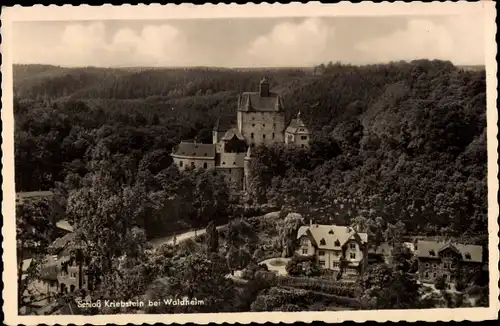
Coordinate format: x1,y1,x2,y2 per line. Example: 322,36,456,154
205,221,219,254
16,198,55,312
276,212,304,257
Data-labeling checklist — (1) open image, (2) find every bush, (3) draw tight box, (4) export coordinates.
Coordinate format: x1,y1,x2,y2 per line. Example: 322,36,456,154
455,280,466,292
285,255,320,277
435,275,447,290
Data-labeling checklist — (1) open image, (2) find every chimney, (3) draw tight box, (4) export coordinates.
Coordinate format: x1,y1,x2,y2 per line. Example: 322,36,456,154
310,219,312,226
259,77,270,97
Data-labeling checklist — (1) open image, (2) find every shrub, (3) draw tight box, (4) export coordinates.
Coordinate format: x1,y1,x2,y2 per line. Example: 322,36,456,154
285,255,320,277
435,275,447,290
455,280,466,292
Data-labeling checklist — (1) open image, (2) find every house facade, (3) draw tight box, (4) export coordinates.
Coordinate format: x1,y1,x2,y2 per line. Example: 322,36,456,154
416,240,483,284
296,222,368,276
171,78,311,192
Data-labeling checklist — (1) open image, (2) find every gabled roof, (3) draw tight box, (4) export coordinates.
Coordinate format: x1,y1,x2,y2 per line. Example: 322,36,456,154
416,240,483,263
297,224,368,250
221,128,245,141
172,142,216,159
286,112,309,134
237,92,284,112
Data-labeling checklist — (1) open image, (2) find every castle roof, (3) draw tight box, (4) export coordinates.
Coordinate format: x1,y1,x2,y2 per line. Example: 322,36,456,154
297,224,368,251
172,142,216,159
238,92,284,112
285,111,309,134
221,128,245,141
416,240,483,263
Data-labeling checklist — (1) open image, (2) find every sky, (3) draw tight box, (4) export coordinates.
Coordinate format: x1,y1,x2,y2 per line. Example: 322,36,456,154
11,14,485,68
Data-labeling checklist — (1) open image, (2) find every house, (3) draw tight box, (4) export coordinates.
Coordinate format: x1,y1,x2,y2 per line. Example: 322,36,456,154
284,111,311,148
296,222,368,276
416,240,483,284
172,78,311,192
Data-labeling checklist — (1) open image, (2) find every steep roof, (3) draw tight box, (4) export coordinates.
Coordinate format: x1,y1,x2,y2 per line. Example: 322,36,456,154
238,92,284,112
416,240,483,263
221,128,245,141
217,153,246,168
286,112,309,134
297,224,368,251
172,142,216,159
213,117,235,132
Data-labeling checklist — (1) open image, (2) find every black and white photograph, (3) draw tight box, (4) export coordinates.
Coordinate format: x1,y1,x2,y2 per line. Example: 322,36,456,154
2,2,498,325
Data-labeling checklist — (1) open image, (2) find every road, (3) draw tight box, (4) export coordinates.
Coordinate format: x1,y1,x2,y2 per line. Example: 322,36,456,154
148,225,226,250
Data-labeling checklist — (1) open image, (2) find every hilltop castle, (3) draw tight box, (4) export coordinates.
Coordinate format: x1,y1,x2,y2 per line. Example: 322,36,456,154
171,78,311,192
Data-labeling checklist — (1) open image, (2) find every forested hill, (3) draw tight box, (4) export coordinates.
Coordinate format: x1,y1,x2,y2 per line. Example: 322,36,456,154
14,60,487,243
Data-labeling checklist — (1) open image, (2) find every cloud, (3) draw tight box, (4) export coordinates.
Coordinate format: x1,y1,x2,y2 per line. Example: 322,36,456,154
242,18,333,67
355,14,484,65
14,22,187,67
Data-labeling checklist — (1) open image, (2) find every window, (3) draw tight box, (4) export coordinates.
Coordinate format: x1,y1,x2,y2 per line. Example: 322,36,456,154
443,263,448,269
334,240,340,247
334,251,339,257
320,238,326,246
350,243,356,249
465,253,471,260
319,250,325,256
319,260,325,266
251,133,254,139
328,230,334,234
332,262,340,268
425,272,429,278
301,136,308,140
350,253,356,259
233,161,236,165
204,153,207,156
433,264,437,268
429,250,436,256
203,163,208,169
433,273,437,278
263,134,266,139
272,133,275,139
222,161,226,165
426,263,430,268
179,161,183,167
302,248,308,255
191,162,195,167
263,124,266,127
252,124,255,127
301,144,305,148
299,128,304,132
251,143,255,148
252,117,255,120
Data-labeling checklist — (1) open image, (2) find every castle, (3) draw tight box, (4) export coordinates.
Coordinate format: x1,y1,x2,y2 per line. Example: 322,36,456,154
171,78,311,192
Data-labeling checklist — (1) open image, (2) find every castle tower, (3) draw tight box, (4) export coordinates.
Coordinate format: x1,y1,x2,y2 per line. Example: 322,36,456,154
237,78,286,147
243,146,252,192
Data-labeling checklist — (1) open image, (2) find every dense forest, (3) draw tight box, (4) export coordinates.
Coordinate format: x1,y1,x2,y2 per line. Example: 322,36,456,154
14,60,489,313
14,60,487,243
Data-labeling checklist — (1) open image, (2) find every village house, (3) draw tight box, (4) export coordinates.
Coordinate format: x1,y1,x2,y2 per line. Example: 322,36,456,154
171,78,311,192
296,222,369,276
416,240,483,284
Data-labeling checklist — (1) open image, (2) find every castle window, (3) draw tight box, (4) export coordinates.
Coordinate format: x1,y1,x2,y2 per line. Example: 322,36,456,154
191,162,195,167
263,134,266,139
251,133,254,139
263,124,265,127
179,161,183,167
252,124,255,127
251,143,255,148
192,152,196,156
252,117,255,120
222,161,226,165
204,153,207,156
203,163,208,169
272,133,275,139
273,123,276,127
233,161,236,165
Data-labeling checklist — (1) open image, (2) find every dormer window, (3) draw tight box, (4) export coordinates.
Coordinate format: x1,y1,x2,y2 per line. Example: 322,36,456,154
192,152,196,156
334,240,340,247
429,250,436,256
328,230,334,235
465,253,471,260
320,238,326,246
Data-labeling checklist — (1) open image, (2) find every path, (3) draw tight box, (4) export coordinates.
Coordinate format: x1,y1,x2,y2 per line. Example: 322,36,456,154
148,225,226,250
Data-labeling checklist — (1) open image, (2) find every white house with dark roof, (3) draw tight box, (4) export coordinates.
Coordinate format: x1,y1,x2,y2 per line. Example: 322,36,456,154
296,222,369,276
285,111,311,148
172,78,311,192
416,240,483,284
